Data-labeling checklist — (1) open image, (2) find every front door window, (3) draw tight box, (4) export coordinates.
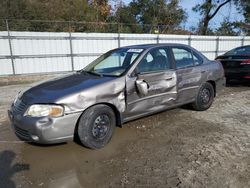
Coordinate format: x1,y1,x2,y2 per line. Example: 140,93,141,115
137,48,171,73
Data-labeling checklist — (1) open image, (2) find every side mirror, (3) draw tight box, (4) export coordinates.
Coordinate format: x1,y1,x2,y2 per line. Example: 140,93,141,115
136,79,148,96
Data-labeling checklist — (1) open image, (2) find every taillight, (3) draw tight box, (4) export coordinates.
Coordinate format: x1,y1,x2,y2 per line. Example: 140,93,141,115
241,59,250,65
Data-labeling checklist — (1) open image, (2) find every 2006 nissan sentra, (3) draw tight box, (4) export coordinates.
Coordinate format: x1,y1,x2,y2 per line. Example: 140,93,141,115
8,44,225,149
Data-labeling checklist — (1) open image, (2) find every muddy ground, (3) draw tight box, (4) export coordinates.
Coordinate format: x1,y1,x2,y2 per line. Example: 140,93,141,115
0,83,249,188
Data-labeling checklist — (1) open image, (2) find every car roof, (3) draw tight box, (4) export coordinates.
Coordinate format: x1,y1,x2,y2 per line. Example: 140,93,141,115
120,43,191,50
118,43,208,61
238,45,250,48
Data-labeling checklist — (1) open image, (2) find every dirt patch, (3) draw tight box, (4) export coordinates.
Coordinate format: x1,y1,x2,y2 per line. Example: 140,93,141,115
0,84,249,188
0,73,66,86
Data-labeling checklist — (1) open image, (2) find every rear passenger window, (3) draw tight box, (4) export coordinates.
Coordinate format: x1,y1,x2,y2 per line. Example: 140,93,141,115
172,48,194,69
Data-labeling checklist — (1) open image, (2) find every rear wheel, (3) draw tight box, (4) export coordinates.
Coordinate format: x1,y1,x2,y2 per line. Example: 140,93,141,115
192,82,214,111
77,105,116,149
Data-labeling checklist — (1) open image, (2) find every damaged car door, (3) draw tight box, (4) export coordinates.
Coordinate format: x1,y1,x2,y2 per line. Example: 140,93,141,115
171,46,204,103
125,47,177,120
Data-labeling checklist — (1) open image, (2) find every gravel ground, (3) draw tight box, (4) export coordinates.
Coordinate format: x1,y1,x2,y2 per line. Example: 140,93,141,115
0,83,249,188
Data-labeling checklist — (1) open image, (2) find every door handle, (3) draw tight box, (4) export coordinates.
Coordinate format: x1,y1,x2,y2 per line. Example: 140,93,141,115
165,77,173,81
201,70,207,73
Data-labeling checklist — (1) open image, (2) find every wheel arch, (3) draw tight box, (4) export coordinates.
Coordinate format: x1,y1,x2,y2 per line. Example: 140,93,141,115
75,102,122,130
207,80,216,97
98,102,123,127
73,102,123,144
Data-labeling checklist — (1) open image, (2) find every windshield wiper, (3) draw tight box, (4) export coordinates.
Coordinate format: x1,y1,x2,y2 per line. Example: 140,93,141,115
80,70,103,77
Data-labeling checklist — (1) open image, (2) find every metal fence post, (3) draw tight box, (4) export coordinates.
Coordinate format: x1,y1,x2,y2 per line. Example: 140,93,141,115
156,25,160,44
215,36,219,58
118,23,122,66
156,34,159,44
188,35,191,46
118,33,121,48
68,22,74,71
118,23,121,48
6,19,15,75
241,36,245,46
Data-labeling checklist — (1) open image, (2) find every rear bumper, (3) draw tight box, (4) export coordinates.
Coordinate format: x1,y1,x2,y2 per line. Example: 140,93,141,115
8,110,82,144
225,70,250,81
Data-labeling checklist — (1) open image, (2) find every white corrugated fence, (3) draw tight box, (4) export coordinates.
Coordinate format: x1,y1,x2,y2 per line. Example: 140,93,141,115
0,31,249,75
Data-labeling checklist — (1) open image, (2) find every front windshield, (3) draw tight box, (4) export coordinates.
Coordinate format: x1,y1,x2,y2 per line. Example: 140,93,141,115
83,48,144,76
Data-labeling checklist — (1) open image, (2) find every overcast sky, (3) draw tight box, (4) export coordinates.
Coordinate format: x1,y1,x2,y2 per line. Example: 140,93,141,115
121,0,244,30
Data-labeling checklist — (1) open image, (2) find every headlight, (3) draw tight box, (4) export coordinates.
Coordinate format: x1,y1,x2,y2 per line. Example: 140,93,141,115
25,104,64,117
13,94,18,104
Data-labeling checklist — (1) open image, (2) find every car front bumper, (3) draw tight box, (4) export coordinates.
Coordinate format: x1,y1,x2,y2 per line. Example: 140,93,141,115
8,109,82,144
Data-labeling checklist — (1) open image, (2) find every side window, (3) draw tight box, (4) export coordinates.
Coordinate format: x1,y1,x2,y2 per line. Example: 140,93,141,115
137,48,170,73
193,52,203,65
234,46,250,55
172,48,194,69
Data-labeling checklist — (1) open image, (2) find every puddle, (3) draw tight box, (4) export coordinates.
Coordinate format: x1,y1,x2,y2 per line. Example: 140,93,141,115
18,126,138,187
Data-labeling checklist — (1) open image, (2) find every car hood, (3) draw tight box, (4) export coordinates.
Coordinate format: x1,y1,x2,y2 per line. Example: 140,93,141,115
20,72,117,105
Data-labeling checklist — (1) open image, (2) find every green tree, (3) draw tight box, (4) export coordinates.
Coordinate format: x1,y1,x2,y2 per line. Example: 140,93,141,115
215,20,241,36
0,0,187,33
193,0,232,35
238,0,250,35
109,1,142,33
129,0,186,33
200,0,250,36
88,0,111,22
110,0,186,33
0,0,98,31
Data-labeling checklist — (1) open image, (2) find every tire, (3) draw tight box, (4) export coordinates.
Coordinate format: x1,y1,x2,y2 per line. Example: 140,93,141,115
77,105,116,149
191,82,215,111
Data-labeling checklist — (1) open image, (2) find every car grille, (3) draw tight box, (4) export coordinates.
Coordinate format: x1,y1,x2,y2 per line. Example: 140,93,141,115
12,99,27,114
13,124,30,140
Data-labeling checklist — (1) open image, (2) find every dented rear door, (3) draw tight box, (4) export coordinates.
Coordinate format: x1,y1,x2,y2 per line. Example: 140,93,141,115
171,47,203,103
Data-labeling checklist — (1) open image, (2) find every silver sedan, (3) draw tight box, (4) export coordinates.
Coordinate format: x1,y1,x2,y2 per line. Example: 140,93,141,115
8,44,225,149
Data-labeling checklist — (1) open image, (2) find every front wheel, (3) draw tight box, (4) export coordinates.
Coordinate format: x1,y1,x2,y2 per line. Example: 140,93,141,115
77,105,116,149
191,82,215,111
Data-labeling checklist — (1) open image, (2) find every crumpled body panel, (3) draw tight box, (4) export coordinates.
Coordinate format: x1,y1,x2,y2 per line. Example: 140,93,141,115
56,76,126,114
